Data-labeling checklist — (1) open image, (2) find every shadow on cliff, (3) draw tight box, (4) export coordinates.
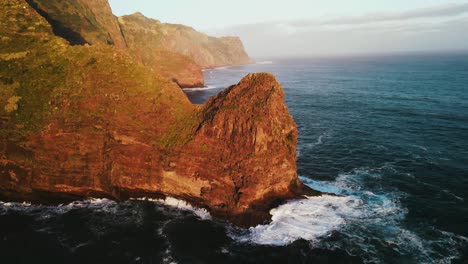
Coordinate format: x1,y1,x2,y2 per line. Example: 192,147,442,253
25,0,89,45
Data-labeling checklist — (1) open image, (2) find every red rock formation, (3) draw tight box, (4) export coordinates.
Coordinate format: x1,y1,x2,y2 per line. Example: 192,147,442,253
0,0,317,227
1,71,316,227
176,73,319,225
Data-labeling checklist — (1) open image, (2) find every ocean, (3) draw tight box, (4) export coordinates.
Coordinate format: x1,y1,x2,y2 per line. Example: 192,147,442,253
1,53,468,263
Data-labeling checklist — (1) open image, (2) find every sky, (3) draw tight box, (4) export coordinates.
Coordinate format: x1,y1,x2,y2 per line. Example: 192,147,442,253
109,0,468,58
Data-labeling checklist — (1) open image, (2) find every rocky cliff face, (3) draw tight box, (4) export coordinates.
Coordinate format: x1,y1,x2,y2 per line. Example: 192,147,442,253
176,73,318,225
119,13,254,69
0,0,315,227
25,0,127,48
25,0,204,88
117,13,204,88
24,1,253,87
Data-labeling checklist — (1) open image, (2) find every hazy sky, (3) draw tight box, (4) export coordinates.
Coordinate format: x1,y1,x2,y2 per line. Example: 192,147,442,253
109,0,468,57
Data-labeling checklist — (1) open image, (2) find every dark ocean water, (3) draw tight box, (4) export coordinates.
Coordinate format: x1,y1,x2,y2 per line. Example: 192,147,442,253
1,54,468,263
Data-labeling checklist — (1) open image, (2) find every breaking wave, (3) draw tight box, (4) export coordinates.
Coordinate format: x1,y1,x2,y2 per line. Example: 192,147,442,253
231,168,468,263
256,61,273,65
132,197,211,220
182,85,219,92
1,173,466,263
236,194,361,245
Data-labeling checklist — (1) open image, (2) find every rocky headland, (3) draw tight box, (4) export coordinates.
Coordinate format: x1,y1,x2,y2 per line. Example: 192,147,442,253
0,0,318,227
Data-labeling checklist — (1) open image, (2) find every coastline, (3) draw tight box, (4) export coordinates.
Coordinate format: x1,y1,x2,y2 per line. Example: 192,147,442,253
0,179,321,228
201,60,256,71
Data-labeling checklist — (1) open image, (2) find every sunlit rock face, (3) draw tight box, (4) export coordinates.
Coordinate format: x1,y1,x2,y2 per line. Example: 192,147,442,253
0,0,315,227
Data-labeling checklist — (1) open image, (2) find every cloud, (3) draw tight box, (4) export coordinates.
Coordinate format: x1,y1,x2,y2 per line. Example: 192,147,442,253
292,3,468,27
208,3,468,57
215,3,468,32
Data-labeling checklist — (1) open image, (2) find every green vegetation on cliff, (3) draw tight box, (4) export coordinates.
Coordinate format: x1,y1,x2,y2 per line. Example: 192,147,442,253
25,0,126,47
17,0,253,88
0,0,195,146
119,13,253,68
0,0,305,227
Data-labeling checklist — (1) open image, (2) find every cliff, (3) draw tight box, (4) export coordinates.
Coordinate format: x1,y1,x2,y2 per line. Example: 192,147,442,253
0,0,315,227
24,0,127,48
24,0,204,88
24,0,253,87
179,73,318,225
117,13,204,88
118,13,254,69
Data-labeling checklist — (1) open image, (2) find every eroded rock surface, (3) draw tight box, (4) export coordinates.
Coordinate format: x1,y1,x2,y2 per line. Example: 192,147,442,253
178,73,318,226
0,0,317,227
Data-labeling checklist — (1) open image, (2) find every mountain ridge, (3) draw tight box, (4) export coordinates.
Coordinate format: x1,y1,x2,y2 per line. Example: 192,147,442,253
24,0,253,87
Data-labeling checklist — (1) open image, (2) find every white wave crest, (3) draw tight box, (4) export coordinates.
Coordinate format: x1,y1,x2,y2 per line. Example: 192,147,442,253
235,172,405,247
1,197,211,221
239,195,362,245
256,61,273,65
133,197,211,220
0,201,32,208
202,66,230,71
183,85,219,92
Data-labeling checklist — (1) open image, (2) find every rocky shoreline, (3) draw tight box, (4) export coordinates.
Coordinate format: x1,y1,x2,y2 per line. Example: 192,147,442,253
0,0,319,227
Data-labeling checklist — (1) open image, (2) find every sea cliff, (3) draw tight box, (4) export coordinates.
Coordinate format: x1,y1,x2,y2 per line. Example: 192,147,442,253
0,0,316,226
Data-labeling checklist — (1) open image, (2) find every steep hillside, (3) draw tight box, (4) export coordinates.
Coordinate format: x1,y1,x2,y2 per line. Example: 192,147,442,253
0,0,313,227
25,0,204,88
22,1,253,86
118,13,204,88
25,0,126,47
119,13,254,68
0,0,197,200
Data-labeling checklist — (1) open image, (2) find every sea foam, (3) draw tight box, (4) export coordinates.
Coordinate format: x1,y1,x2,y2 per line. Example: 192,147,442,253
232,169,467,263
182,85,219,92
132,197,211,220
238,195,361,245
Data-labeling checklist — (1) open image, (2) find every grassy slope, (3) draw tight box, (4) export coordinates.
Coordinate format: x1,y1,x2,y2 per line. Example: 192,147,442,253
0,0,197,151
119,13,253,68
118,14,203,88
24,0,122,46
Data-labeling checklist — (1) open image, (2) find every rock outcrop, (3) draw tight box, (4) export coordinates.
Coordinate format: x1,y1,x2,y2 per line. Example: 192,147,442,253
177,73,318,225
0,0,316,227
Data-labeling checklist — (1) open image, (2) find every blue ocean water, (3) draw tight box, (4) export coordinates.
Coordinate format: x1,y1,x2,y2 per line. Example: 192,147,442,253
186,53,468,263
1,53,467,263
